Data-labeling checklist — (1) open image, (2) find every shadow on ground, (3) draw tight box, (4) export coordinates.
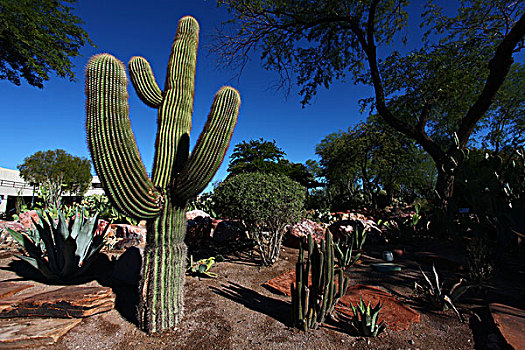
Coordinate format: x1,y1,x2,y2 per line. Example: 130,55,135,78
211,282,291,326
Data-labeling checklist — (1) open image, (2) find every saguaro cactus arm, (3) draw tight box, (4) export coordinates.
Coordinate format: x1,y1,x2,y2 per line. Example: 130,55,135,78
85,54,162,219
128,56,163,108
152,16,199,189
174,86,240,201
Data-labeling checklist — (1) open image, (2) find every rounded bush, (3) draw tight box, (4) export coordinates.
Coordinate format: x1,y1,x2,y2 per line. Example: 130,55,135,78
214,172,305,264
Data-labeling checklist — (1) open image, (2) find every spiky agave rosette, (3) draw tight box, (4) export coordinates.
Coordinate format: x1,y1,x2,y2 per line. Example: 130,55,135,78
8,209,108,281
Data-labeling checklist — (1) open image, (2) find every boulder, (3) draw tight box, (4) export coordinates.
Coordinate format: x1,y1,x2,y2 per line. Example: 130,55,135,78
95,220,110,237
186,209,211,221
0,317,82,348
212,220,245,244
0,285,115,318
114,224,146,250
0,221,27,249
17,210,39,229
489,303,525,350
329,217,385,245
0,220,26,233
185,216,213,248
282,219,326,248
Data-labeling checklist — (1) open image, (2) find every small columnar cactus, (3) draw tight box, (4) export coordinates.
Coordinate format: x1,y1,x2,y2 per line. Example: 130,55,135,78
85,16,240,333
291,230,349,331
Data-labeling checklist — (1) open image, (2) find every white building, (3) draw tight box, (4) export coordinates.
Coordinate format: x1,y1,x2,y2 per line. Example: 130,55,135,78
0,167,104,215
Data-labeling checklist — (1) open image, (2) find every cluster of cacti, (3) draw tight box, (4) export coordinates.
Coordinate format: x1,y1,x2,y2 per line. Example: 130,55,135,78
291,230,349,331
349,297,387,337
8,209,108,281
85,16,240,333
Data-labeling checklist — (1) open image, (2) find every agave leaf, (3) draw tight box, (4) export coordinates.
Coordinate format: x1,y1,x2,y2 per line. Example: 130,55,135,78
32,215,60,273
76,238,105,276
8,228,42,258
15,254,55,280
57,211,70,240
377,321,386,335
59,236,78,278
432,264,441,296
49,211,66,270
75,216,97,264
70,210,83,240
444,295,464,322
449,278,470,301
419,266,435,295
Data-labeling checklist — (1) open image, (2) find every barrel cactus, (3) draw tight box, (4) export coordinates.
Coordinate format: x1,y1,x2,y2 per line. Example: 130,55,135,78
85,16,240,333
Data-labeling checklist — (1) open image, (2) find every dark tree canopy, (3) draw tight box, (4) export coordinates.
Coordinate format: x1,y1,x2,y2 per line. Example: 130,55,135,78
316,115,436,209
227,138,318,188
0,0,93,88
17,149,92,209
228,138,286,175
215,0,525,204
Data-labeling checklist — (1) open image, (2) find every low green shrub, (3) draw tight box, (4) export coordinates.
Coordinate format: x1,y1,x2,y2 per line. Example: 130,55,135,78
213,172,305,265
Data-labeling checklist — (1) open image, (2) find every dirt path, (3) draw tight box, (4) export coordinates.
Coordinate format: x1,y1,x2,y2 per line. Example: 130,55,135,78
1,240,519,350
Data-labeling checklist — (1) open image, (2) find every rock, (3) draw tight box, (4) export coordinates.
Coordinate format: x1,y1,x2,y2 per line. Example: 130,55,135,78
263,269,310,296
337,285,420,331
114,224,147,249
328,220,355,242
186,216,213,248
0,221,26,249
212,220,245,243
0,282,34,299
186,209,211,221
0,317,81,348
0,286,115,318
329,218,384,245
95,220,110,236
17,211,40,230
282,219,326,248
489,303,525,350
112,247,143,285
0,220,26,233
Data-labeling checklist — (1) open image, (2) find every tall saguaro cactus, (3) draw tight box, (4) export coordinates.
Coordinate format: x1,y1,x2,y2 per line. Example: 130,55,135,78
85,16,240,333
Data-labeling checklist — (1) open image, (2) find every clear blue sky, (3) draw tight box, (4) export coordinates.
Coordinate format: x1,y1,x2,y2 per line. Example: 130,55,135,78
0,0,432,191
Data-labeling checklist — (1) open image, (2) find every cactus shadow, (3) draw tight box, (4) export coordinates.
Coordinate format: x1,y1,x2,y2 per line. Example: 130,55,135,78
211,282,291,326
94,249,141,326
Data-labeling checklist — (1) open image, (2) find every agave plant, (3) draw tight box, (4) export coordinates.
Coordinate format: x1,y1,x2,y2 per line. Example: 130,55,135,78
415,264,470,321
350,297,387,337
8,209,108,281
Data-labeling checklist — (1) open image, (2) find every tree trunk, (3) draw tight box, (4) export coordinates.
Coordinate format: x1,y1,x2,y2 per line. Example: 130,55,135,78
435,168,454,201
138,199,187,333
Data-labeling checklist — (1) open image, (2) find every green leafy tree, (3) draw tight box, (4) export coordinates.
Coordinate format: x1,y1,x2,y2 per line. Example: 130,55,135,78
228,138,286,174
0,0,93,88
316,115,436,210
17,149,92,210
228,138,319,188
214,0,525,219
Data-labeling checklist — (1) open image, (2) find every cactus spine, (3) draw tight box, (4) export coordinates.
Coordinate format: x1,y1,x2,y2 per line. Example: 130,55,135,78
291,230,349,331
85,16,240,333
